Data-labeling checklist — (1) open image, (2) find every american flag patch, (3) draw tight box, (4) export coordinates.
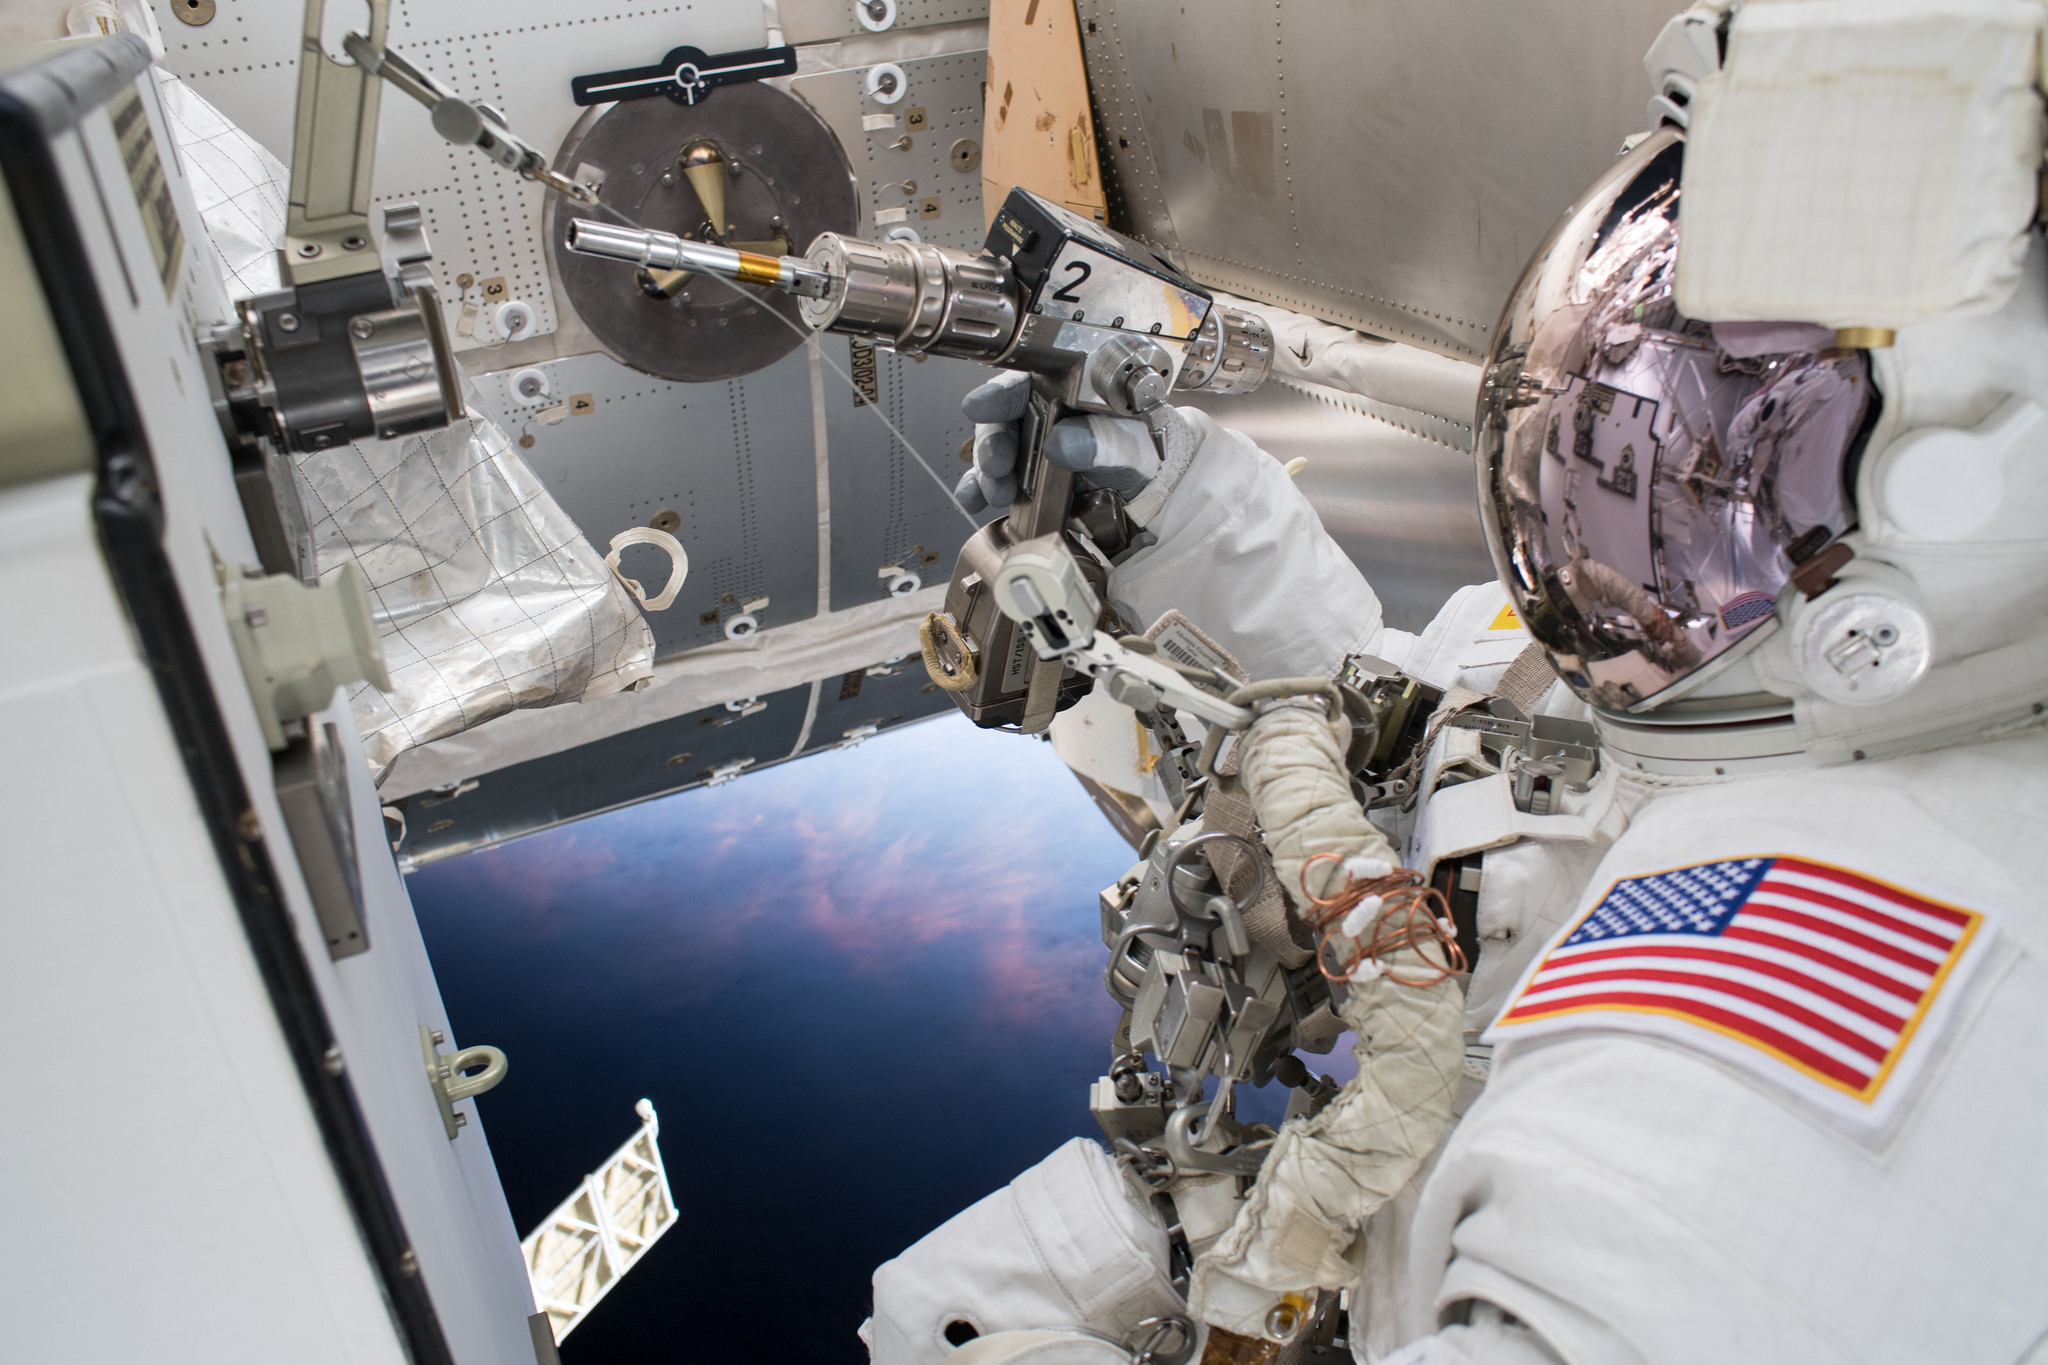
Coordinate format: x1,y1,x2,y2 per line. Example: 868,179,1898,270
1718,590,1777,629
1487,856,1993,1124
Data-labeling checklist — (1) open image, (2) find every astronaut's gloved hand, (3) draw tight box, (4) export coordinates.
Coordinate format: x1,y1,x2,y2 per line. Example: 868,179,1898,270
952,369,1165,514
1187,699,1464,1344
957,370,1388,680
952,370,1024,513
864,1137,1185,1365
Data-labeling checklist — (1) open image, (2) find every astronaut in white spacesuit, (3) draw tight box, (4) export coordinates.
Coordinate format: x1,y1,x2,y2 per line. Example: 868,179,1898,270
870,4,2048,1363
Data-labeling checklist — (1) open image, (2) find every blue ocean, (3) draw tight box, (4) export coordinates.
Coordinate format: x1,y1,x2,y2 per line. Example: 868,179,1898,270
412,713,1157,1360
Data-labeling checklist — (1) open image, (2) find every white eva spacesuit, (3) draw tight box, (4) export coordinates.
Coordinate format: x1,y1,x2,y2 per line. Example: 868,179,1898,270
869,3,2048,1363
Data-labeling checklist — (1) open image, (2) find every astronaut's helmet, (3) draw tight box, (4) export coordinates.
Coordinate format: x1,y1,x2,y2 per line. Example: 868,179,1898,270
1476,129,1878,714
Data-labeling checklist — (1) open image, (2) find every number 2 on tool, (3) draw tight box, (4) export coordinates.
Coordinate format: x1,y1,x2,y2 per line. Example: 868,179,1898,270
1050,259,1091,303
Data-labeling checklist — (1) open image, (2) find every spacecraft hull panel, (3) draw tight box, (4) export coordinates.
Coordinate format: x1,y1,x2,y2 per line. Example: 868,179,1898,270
472,346,825,657
778,0,988,46
0,35,535,1359
393,658,958,866
0,476,411,1363
820,335,995,612
790,47,994,252
1080,0,1685,360
159,0,772,351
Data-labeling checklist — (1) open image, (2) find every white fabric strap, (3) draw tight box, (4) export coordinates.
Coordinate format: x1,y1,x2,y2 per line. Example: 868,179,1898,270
1081,413,1164,488
1407,765,1621,891
605,527,689,611
1122,408,1201,528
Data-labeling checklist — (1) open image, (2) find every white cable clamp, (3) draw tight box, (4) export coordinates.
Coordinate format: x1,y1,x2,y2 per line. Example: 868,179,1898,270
1123,408,1200,527
605,526,689,611
1343,854,1393,881
1340,894,1385,940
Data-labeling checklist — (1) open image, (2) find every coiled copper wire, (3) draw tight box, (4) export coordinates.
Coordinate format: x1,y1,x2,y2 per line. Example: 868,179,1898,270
1299,852,1467,987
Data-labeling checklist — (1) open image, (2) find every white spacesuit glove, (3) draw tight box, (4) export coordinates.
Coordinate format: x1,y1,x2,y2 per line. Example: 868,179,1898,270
958,371,1387,681
1187,701,1464,1344
954,369,1167,513
863,1138,1186,1365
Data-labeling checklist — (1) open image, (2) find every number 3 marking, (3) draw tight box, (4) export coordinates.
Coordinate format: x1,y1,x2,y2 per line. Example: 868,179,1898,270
1050,258,1092,304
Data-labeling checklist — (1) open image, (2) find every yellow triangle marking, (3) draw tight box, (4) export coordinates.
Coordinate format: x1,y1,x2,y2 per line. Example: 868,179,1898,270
1488,604,1522,632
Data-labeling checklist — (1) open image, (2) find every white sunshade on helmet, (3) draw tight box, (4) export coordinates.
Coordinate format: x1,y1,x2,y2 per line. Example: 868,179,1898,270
1477,129,1879,715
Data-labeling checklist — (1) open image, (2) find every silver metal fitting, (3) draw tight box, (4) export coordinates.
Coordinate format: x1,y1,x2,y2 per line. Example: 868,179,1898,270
1176,303,1273,395
349,299,453,440
563,219,835,299
1087,334,1175,416
797,233,1019,361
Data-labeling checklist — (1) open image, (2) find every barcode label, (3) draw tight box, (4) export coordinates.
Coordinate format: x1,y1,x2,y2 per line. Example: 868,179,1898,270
1151,620,1235,680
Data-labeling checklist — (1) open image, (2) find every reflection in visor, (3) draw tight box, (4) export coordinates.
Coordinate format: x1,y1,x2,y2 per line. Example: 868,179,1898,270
1482,134,1874,712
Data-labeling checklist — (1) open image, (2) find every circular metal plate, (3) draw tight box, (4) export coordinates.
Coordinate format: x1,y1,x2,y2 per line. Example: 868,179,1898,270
170,0,215,24
548,83,857,383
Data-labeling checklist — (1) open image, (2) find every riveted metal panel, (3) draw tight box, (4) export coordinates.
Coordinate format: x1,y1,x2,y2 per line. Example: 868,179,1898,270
819,335,996,613
396,685,810,864
779,0,989,45
470,346,820,655
811,651,953,745
790,50,992,252
164,0,772,351
1079,0,1683,360
394,673,961,865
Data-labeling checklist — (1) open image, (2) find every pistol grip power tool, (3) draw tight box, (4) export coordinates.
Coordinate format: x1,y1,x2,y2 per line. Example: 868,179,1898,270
566,186,1273,729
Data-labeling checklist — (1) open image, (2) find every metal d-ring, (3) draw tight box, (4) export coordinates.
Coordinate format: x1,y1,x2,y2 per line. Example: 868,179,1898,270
1125,1314,1196,1365
1161,1102,1268,1176
1163,831,1266,920
1102,922,1153,1007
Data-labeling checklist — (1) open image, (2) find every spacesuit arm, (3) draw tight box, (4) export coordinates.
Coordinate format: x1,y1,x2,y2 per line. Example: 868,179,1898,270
1187,702,1464,1339
959,375,1390,681
1109,409,1388,680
